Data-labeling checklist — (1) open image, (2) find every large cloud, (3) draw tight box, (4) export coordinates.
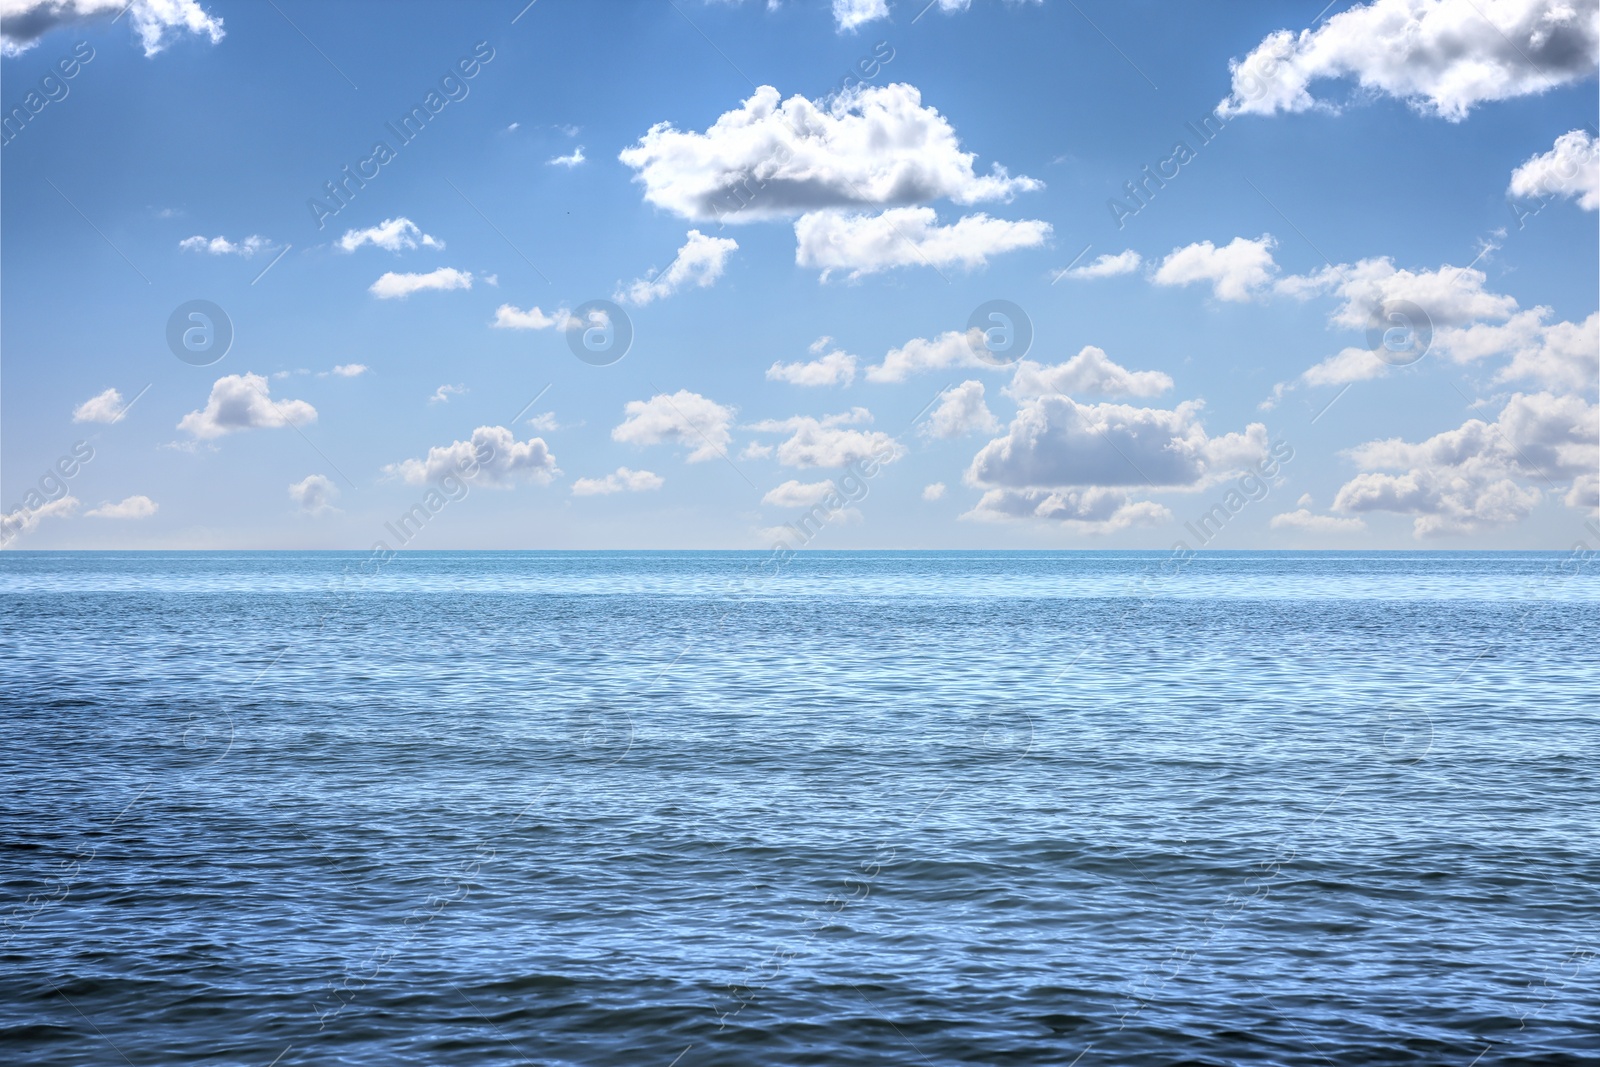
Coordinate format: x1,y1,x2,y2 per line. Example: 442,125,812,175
1218,0,1600,122
1333,391,1597,535
612,390,736,463
177,373,316,440
1509,128,1600,209
616,229,738,305
385,425,559,487
618,83,1040,222
2,0,223,56
794,207,1049,279
967,396,1270,491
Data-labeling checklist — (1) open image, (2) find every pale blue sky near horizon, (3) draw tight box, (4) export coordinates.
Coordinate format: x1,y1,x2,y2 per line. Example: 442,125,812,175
2,0,1596,550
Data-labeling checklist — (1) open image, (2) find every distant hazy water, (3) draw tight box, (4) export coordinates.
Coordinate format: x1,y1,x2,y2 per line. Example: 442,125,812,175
2,551,1597,1066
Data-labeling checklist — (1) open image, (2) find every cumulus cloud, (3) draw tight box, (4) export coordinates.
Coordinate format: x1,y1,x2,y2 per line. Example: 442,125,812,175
1218,0,1600,122
2,0,223,56
613,390,736,462
289,474,339,516
180,234,273,257
967,396,1270,491
922,380,999,439
864,328,991,383
336,217,443,252
328,363,368,378
1054,249,1142,281
1276,255,1519,329
72,387,127,423
1333,391,1597,535
794,207,1050,279
548,146,586,167
1004,346,1174,399
618,83,1040,222
767,337,858,386
429,384,467,404
385,425,559,487
1270,508,1366,533
832,0,889,31
617,229,739,305
963,487,1171,532
1436,309,1599,391
922,482,947,501
0,494,79,544
85,495,157,520
493,303,571,330
571,467,664,495
369,267,472,299
1509,128,1600,209
1153,234,1279,301
747,408,902,468
177,373,316,440
762,479,839,507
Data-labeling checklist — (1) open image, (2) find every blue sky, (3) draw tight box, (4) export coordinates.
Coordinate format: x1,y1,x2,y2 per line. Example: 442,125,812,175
2,0,1596,550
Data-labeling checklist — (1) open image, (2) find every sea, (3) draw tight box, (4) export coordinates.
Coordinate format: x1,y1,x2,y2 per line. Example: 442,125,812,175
2,551,1597,1066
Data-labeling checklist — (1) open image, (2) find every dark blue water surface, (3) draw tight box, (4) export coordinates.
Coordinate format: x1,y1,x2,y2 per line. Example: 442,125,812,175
2,551,1597,1066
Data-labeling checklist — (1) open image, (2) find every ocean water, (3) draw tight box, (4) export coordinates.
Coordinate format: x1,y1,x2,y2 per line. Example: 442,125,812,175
2,550,1597,1066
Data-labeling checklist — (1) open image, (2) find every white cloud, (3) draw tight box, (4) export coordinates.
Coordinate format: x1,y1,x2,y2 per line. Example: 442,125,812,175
177,373,316,440
429,384,467,404
795,206,1050,279
572,467,664,495
385,425,559,488
1054,249,1142,281
963,487,1172,532
762,479,838,507
1509,128,1600,209
967,396,1270,491
1433,309,1600,391
1270,508,1366,533
1153,234,1278,301
922,380,999,439
369,267,472,299
336,217,443,253
618,83,1040,222
0,494,79,544
832,0,888,31
493,303,571,330
180,234,273,257
1004,346,1174,399
864,328,991,383
1277,255,1519,329
72,387,127,423
288,474,339,516
613,390,737,463
922,482,947,501
329,363,368,378
767,337,859,386
1218,0,1600,122
617,229,739,305
747,408,902,468
85,495,158,520
1334,391,1597,535
548,146,586,167
2,0,224,57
